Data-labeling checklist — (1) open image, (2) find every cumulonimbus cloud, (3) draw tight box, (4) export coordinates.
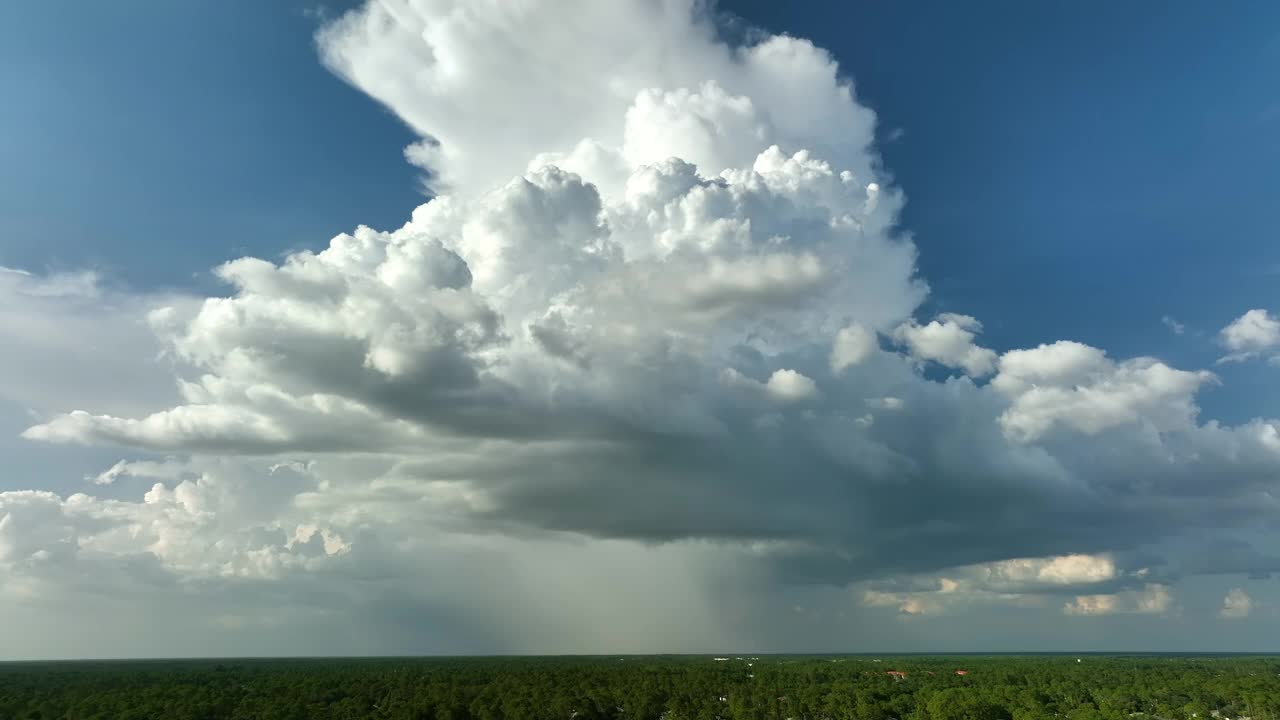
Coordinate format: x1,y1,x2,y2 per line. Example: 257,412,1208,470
4,0,1279,653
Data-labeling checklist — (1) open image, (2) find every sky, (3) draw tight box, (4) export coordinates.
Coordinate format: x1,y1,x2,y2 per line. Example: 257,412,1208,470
1,0,1280,658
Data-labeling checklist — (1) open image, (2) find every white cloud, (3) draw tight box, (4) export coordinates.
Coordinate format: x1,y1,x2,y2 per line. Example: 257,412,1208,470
831,323,878,373
993,341,1215,442
867,396,904,410
1218,309,1280,363
858,556,1176,620
893,313,997,377
1220,587,1252,618
87,458,185,486
765,369,818,402
0,491,79,564
979,554,1118,588
719,367,819,406
859,555,1124,618
863,589,939,616
317,0,882,199
1064,594,1119,616
1063,584,1174,617
1162,315,1186,335
27,138,916,453
1135,583,1174,615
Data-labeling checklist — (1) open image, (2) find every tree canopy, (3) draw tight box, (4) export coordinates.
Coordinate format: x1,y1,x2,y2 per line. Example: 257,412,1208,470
1,655,1278,720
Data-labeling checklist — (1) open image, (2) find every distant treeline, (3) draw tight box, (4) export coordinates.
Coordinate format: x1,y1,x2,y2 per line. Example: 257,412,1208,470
1,655,1279,720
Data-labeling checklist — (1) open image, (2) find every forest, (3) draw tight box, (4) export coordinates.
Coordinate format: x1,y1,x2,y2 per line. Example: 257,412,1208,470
1,655,1278,720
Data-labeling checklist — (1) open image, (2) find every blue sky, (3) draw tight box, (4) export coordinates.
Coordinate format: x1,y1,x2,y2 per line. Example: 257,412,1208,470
0,0,417,291
3,0,1280,657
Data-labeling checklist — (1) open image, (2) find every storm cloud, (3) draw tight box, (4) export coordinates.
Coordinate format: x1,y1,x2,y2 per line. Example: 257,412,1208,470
4,0,1280,656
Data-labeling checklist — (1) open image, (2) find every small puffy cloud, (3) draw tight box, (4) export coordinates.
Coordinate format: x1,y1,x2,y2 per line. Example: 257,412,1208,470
977,553,1118,590
1220,588,1252,618
720,367,819,407
831,323,878,372
1064,594,1119,616
1064,584,1173,617
1162,316,1186,335
862,589,939,616
867,396,904,410
993,341,1215,442
893,313,997,377
1218,309,1280,363
765,369,818,402
859,555,1127,618
861,561,1174,620
1135,583,1174,615
995,340,1110,391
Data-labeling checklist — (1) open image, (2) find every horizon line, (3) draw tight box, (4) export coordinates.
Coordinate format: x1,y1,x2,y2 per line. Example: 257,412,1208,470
5,651,1280,664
